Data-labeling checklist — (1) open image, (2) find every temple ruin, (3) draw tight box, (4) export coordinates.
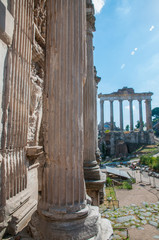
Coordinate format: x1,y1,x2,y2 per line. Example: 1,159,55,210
99,87,154,156
0,0,113,239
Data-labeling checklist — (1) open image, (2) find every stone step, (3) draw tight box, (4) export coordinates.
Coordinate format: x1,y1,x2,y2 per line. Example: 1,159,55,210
7,199,37,235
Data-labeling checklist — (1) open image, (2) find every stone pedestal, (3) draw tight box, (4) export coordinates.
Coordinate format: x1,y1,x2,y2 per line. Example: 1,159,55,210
30,1,102,239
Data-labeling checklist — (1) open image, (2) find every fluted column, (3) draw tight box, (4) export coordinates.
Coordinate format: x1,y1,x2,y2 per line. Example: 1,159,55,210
145,99,152,130
30,1,100,239
84,1,96,166
83,1,105,206
94,74,101,151
119,100,124,131
110,100,114,131
129,100,134,131
138,100,143,131
94,68,101,164
100,100,104,132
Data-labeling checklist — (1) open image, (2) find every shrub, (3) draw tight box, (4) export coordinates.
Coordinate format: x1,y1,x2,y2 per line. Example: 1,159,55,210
122,181,132,190
140,155,159,171
106,177,112,186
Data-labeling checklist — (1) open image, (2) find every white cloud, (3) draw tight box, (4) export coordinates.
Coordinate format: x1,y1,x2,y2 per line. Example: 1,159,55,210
116,6,131,15
92,0,106,14
116,0,131,16
121,64,126,70
149,25,155,31
131,48,138,55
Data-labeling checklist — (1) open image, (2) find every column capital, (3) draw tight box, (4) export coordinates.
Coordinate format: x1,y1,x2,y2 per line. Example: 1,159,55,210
86,2,96,33
145,99,152,103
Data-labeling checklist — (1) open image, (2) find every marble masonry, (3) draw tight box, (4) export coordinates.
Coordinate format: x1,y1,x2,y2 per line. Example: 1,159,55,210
0,0,112,239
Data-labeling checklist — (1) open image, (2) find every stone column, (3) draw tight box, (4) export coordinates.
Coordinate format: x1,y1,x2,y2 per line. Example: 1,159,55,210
138,100,143,131
110,100,114,131
119,100,124,131
145,99,153,130
30,1,101,239
83,1,105,206
129,100,134,131
94,67,101,164
100,99,104,132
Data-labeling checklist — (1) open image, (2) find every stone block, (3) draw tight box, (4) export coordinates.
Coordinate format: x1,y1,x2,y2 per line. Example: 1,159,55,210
7,199,37,235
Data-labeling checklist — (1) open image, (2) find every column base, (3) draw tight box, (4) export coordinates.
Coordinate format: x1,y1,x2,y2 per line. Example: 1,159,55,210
84,160,102,180
90,219,113,240
30,206,101,240
86,173,106,206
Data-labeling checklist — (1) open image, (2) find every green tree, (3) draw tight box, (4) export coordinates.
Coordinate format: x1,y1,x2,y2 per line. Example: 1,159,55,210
135,120,145,129
152,107,159,137
135,120,140,129
152,107,159,119
125,124,129,131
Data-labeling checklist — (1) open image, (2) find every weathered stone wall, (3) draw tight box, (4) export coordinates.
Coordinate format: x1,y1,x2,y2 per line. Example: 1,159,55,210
0,0,39,237
99,131,155,157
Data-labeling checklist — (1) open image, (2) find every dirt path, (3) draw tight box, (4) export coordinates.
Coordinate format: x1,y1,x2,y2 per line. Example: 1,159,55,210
129,225,159,240
116,183,158,207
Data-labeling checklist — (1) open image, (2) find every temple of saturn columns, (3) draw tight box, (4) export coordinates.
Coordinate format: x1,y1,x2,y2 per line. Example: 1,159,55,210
0,0,113,239
99,87,155,156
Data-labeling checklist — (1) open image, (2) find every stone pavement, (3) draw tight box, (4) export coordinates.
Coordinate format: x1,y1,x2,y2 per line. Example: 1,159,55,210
100,202,159,239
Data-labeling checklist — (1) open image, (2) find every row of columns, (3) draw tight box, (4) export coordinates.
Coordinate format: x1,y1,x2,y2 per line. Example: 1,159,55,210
100,99,152,132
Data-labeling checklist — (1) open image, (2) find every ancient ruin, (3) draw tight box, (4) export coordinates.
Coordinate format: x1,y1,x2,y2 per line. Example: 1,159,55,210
99,87,154,156
0,0,113,239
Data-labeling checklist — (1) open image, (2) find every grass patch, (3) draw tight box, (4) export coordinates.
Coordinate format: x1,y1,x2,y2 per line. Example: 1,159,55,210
106,187,117,200
117,181,132,190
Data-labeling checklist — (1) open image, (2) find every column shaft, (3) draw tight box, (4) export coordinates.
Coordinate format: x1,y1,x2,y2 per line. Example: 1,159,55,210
119,100,123,131
129,100,134,131
139,100,143,131
30,2,101,239
84,15,96,162
145,99,152,130
100,100,104,132
110,101,114,131
42,0,86,213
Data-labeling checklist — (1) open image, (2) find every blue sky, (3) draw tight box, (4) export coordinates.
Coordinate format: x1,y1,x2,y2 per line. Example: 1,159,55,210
93,0,159,127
